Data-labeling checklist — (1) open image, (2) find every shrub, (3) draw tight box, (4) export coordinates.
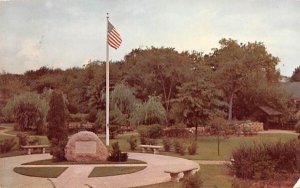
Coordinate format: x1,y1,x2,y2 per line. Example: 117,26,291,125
2,92,48,132
109,125,119,139
28,137,40,145
230,140,300,180
17,133,29,147
188,142,197,155
140,137,157,145
182,171,203,188
0,138,16,153
69,113,89,122
295,121,300,133
137,124,163,139
163,124,190,138
147,124,163,138
174,140,185,155
107,142,128,162
162,138,172,152
127,136,137,151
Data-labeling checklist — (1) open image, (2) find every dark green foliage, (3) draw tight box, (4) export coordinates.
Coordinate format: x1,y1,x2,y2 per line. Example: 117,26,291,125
188,142,197,155
230,140,300,180
139,137,157,145
295,121,300,133
2,92,48,133
28,137,40,145
68,113,89,122
163,123,191,138
47,91,68,161
138,125,162,145
175,79,226,140
146,124,163,139
137,124,163,139
14,102,44,131
107,142,128,162
291,66,300,82
17,133,29,147
127,136,137,151
182,171,203,188
0,138,16,153
162,138,172,152
174,140,186,155
130,97,166,126
109,125,119,139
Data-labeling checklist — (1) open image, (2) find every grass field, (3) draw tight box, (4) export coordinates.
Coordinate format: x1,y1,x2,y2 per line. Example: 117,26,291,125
106,133,297,161
0,124,297,161
88,166,146,177
13,167,67,178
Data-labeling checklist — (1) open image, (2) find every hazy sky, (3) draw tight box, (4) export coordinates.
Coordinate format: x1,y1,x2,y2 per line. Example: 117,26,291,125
0,0,299,76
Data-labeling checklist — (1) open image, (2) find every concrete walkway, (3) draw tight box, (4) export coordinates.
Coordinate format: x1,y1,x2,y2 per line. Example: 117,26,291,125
0,153,199,188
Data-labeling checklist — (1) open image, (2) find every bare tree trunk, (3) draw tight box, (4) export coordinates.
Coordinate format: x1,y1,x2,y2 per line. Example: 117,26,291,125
228,92,234,120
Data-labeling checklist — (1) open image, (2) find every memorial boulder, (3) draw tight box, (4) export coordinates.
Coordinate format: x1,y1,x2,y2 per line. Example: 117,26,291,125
65,131,109,161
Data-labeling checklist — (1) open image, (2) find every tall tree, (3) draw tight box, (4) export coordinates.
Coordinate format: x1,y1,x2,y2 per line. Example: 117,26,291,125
47,90,68,161
209,39,280,120
175,79,225,140
291,66,300,82
123,47,194,112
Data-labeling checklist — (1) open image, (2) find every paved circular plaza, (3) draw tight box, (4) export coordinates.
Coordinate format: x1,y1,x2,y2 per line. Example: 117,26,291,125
0,152,199,188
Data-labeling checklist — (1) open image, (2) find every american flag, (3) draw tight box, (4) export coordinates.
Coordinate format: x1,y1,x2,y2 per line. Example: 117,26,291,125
107,21,122,49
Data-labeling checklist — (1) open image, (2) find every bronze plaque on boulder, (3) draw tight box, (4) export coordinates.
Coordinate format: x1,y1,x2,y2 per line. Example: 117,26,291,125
65,131,109,162
75,141,96,154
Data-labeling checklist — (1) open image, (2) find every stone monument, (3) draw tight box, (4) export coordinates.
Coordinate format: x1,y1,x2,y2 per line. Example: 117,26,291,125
65,131,109,161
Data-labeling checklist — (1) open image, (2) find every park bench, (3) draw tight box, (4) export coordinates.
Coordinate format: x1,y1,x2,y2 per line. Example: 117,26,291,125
164,167,199,182
138,144,163,154
21,145,50,155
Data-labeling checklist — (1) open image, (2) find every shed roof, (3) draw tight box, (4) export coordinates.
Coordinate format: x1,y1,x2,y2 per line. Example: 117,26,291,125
259,106,282,116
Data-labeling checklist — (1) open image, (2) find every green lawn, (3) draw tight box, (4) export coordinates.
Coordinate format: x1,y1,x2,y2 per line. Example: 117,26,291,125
88,166,146,177
23,158,146,165
108,133,297,161
13,167,67,178
1,125,297,161
138,165,232,188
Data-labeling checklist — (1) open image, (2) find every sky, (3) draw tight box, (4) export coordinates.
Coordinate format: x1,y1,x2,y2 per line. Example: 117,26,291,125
0,0,299,76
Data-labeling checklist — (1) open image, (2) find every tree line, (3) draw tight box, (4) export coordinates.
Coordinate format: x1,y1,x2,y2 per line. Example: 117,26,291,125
0,38,297,133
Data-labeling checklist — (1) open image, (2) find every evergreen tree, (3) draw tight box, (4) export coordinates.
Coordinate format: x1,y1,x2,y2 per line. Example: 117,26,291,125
47,90,68,161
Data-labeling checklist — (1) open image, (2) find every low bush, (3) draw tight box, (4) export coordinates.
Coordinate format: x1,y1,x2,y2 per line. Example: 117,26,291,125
17,133,29,147
127,136,137,151
230,140,300,180
137,124,163,139
68,113,89,122
163,124,191,138
109,125,119,139
182,171,203,188
107,142,128,162
188,142,197,155
28,137,40,145
0,138,16,153
147,124,163,138
162,138,172,152
174,140,185,155
140,137,157,145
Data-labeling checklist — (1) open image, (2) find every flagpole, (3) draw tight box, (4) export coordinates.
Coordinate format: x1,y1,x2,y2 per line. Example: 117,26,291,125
105,13,110,146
